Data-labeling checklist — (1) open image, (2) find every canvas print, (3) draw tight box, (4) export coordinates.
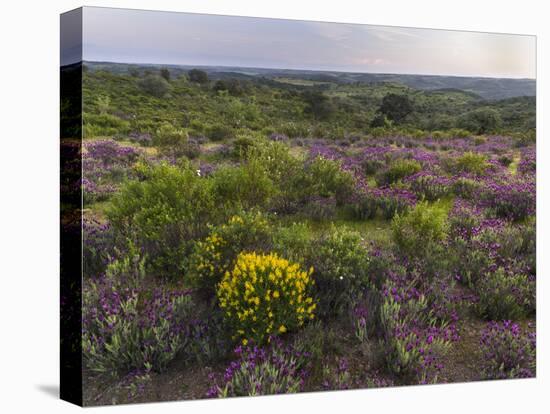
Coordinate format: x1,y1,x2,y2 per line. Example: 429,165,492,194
60,6,536,406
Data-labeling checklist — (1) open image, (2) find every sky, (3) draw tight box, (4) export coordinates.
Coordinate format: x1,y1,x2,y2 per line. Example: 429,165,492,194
67,6,536,79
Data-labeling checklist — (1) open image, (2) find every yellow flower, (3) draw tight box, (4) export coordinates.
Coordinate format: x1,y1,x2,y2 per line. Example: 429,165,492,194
273,290,280,298
278,325,287,333
242,338,248,345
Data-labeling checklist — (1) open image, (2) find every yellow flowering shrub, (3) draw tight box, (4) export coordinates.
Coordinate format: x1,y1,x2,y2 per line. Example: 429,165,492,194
217,252,316,345
188,212,272,293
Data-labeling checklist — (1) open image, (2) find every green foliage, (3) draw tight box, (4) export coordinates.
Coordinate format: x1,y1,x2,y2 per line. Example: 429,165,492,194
138,74,172,97
188,69,209,84
303,156,356,205
207,123,234,141
445,151,489,175
83,113,130,137
232,135,259,159
212,159,276,210
380,292,450,382
188,211,273,293
378,93,414,124
302,90,335,120
477,268,535,320
107,162,216,278
458,108,502,134
213,79,244,96
272,222,314,264
392,202,448,257
152,122,200,159
309,226,371,318
377,159,421,186
160,67,171,81
96,95,111,115
370,113,392,128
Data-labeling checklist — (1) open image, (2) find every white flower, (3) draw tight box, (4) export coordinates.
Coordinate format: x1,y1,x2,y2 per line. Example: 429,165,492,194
196,169,201,176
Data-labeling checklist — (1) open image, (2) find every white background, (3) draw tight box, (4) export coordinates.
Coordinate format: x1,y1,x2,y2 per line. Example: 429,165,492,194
0,0,548,412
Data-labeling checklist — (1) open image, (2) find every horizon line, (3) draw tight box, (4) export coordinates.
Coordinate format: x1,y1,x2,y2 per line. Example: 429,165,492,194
77,59,536,81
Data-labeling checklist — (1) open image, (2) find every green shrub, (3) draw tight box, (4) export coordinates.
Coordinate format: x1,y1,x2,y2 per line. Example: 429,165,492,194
272,222,314,264
153,122,188,147
392,202,448,257
458,108,502,134
217,252,316,345
83,113,131,137
232,135,258,159
304,156,356,205
377,159,421,186
152,122,199,159
477,268,535,320
452,177,482,199
212,159,276,210
138,74,172,97
446,151,489,175
309,227,371,318
208,123,234,141
82,247,195,374
188,211,273,294
107,162,216,279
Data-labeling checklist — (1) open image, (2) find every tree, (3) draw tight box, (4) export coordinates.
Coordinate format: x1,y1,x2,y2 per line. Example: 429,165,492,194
213,79,243,96
159,67,171,82
458,108,502,134
369,113,392,128
378,93,414,124
137,75,172,98
302,90,335,120
188,69,209,84
129,67,140,77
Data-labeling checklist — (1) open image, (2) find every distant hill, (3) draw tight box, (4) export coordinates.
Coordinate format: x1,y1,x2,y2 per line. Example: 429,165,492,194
82,61,536,101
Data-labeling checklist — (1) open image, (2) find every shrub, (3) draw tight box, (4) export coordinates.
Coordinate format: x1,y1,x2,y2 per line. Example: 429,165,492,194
82,257,194,374
482,179,535,221
152,122,199,159
207,340,310,397
187,310,234,365
188,69,209,84
309,227,371,318
392,202,448,257
232,135,258,159
207,123,233,141
480,321,536,379
348,191,378,220
303,156,356,205
377,188,417,220
458,108,502,134
378,93,414,124
83,217,115,278
272,222,314,264
377,159,421,186
301,196,337,221
188,212,272,294
379,284,453,383
83,113,131,137
212,159,276,210
361,158,386,175
107,162,216,279
137,75,172,97
452,177,482,199
496,222,536,275
445,152,489,175
217,252,315,345
407,173,452,201
477,268,535,320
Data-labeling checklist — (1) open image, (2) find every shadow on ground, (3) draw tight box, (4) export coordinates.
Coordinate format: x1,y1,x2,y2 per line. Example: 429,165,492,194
36,384,59,399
